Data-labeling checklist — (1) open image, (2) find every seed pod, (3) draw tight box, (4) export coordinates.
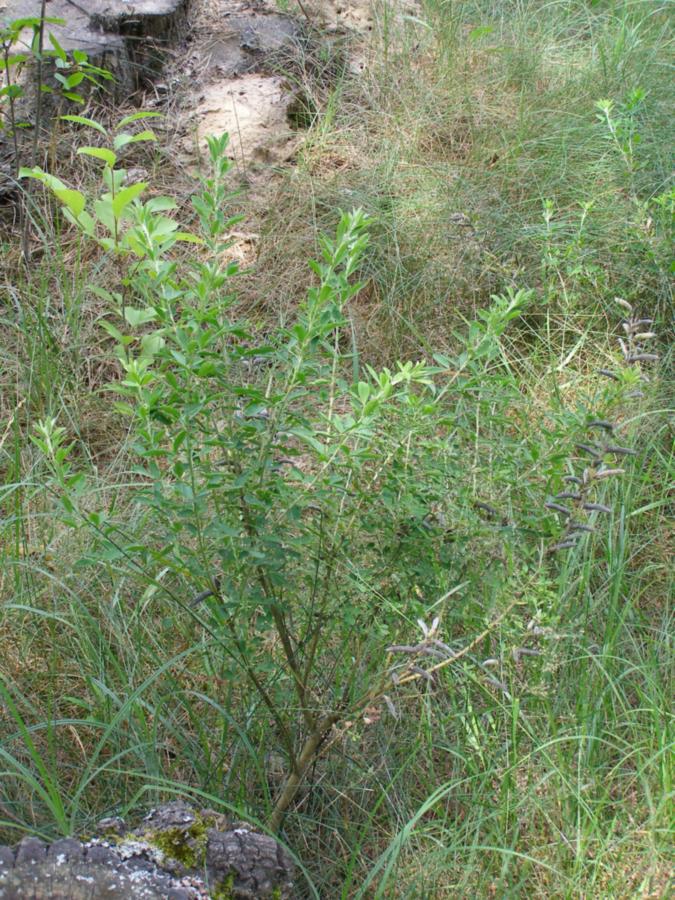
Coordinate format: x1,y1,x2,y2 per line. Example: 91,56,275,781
570,523,595,533
383,694,399,720
550,539,579,551
576,443,601,457
431,639,455,657
614,297,633,311
411,665,434,683
618,338,629,358
634,332,656,340
626,390,645,399
556,491,581,500
595,468,625,479
588,420,614,431
564,475,583,485
484,676,509,693
474,501,500,518
606,445,637,456
598,368,619,380
627,353,659,363
545,502,571,516
387,644,421,654
583,502,612,513
634,318,653,327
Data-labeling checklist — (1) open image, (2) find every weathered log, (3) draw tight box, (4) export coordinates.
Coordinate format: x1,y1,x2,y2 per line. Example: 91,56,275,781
0,802,295,899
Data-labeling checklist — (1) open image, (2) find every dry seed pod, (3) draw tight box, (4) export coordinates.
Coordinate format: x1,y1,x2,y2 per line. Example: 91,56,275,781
627,353,659,363
594,468,625,479
383,695,399,720
606,445,637,456
545,502,571,516
550,540,580,552
484,675,509,693
583,502,612,513
411,665,434,684
576,443,602,457
614,297,633,311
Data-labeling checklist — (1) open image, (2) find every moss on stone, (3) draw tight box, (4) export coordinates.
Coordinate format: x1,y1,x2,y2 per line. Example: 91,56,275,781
141,813,215,871
211,872,235,899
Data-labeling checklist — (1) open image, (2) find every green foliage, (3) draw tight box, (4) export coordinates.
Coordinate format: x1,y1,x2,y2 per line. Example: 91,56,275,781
1,14,112,136
0,1,671,895
25,127,542,829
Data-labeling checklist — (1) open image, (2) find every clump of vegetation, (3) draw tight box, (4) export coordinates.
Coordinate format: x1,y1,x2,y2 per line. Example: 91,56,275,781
0,0,671,897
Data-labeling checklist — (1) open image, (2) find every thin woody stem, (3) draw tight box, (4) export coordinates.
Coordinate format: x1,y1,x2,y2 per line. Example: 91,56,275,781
268,711,340,832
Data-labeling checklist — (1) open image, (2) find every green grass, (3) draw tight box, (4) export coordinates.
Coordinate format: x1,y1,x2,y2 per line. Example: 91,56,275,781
0,0,672,896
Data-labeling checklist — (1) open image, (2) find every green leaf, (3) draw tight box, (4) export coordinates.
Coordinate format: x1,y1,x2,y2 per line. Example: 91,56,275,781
113,130,157,151
175,231,204,244
100,319,132,345
64,71,85,89
124,306,158,327
116,111,162,129
112,182,148,219
289,427,329,457
60,114,107,134
78,146,117,167
53,187,86,217
93,197,115,234
0,54,28,69
145,196,177,213
19,168,68,194
468,25,495,40
140,332,165,360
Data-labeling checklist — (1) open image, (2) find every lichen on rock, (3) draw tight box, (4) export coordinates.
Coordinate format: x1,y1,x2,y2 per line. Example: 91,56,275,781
0,802,294,899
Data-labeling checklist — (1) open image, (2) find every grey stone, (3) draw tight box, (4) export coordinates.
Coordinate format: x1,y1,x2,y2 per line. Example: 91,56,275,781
0,845,14,871
47,838,84,863
85,844,121,867
14,836,47,866
0,802,294,898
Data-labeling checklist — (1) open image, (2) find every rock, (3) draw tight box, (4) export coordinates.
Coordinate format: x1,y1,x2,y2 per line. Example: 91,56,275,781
14,837,48,866
206,826,294,899
0,802,295,899
190,73,296,166
175,3,302,168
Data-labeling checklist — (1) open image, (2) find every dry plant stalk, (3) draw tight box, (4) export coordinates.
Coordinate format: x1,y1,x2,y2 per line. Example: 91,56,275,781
547,297,660,554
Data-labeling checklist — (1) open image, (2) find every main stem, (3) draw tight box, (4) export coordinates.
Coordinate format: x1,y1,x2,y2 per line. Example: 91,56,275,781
267,711,340,833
